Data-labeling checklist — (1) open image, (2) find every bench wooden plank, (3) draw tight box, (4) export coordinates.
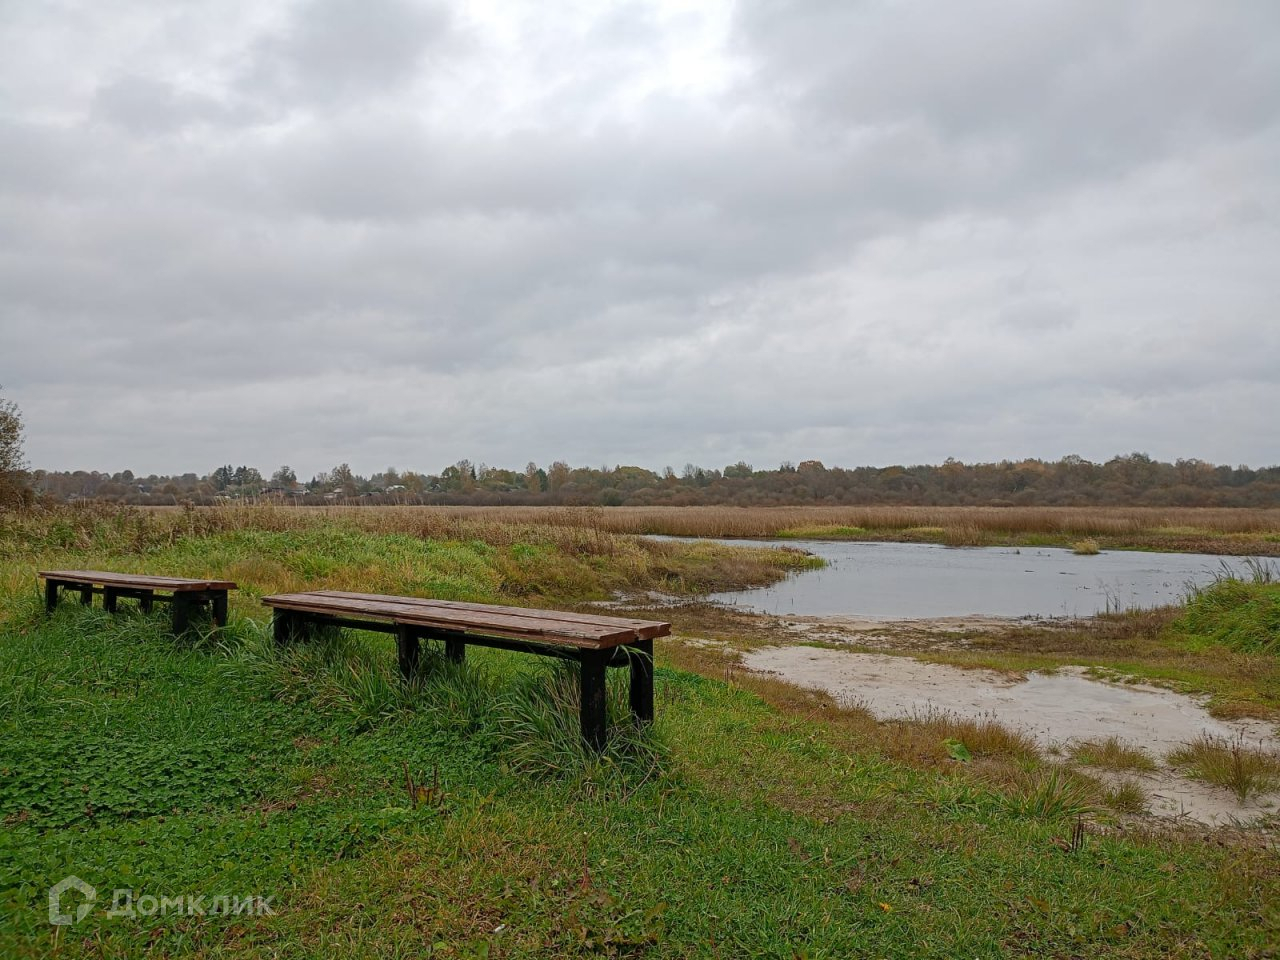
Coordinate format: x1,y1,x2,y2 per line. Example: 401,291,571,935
262,592,667,649
40,570,237,591
265,594,623,644
313,591,670,638
263,590,661,749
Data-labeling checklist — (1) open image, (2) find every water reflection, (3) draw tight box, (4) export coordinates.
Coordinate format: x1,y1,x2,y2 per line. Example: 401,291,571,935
693,539,1252,618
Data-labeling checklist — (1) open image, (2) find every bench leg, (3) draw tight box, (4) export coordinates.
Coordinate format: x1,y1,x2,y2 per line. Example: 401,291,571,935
44,579,60,614
79,585,93,606
171,593,194,634
103,587,119,614
272,610,311,645
629,639,654,727
396,625,420,679
211,591,228,628
140,590,154,614
445,638,465,664
272,610,292,645
580,650,609,752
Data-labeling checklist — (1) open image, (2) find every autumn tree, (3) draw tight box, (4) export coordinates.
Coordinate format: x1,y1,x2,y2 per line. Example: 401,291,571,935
0,389,31,508
329,463,357,496
547,460,571,492
232,466,262,488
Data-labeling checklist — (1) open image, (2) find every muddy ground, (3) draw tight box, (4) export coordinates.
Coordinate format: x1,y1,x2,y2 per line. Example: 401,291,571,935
626,602,1280,828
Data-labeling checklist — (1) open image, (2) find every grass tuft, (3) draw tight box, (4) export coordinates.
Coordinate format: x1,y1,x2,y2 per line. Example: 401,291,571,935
997,767,1098,821
1103,778,1149,814
492,660,672,796
1069,736,1156,772
894,709,1039,763
1167,734,1280,802
1071,538,1101,555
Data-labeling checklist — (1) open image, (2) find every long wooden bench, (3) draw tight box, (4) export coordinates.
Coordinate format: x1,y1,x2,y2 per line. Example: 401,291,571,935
261,590,670,749
40,570,236,634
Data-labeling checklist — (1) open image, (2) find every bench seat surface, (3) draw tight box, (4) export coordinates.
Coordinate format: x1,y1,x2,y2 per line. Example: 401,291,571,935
39,570,237,591
263,590,670,649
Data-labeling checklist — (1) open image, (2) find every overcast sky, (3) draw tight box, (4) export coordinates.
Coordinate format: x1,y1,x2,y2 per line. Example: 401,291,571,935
2,0,1277,477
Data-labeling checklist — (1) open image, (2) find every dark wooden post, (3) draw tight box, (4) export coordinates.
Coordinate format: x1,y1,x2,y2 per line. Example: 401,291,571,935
140,590,154,614
210,591,227,627
272,609,293,645
171,592,193,633
103,587,119,614
628,639,654,727
579,649,609,751
396,624,420,679
445,637,465,664
79,585,93,606
44,579,60,614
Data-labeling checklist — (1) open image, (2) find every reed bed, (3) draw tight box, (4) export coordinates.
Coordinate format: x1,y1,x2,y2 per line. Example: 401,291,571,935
134,503,1280,551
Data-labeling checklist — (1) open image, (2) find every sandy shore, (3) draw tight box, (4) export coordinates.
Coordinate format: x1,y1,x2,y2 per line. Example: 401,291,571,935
741,642,1280,826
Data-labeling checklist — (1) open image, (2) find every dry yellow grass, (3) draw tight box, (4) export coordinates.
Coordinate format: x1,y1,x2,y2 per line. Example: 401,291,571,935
1069,736,1157,772
1103,779,1150,814
145,503,1280,551
1168,734,1280,802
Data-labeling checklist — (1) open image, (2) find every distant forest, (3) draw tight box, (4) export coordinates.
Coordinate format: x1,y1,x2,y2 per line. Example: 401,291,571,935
29,454,1280,508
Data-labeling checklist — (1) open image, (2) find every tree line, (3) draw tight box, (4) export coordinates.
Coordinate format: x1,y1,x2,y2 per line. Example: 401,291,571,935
2,391,1275,510
25,454,1280,508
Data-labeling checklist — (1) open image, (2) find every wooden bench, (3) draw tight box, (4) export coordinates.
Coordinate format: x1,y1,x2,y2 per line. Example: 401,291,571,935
260,591,670,749
40,570,237,634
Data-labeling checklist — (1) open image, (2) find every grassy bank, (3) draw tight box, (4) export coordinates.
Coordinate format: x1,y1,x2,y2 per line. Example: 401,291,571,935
0,505,818,627
910,572,1280,721
1178,570,1280,656
142,503,1280,555
1,507,1277,956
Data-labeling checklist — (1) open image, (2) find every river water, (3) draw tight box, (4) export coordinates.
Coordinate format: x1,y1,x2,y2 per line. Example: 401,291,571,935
697,539,1254,619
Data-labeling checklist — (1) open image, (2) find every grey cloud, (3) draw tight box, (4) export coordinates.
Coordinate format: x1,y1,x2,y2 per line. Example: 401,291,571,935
733,1,1280,203
91,76,243,134
0,0,1276,475
239,0,455,110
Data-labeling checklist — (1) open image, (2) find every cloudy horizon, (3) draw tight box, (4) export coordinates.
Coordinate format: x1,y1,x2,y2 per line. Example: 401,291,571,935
2,0,1278,478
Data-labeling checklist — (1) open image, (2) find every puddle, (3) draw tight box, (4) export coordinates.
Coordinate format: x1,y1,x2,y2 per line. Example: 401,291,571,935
742,645,1280,825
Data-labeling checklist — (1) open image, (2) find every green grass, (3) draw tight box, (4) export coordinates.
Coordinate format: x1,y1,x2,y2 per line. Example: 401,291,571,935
0,510,1278,956
1176,572,1280,656
3,607,1277,957
0,505,821,625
